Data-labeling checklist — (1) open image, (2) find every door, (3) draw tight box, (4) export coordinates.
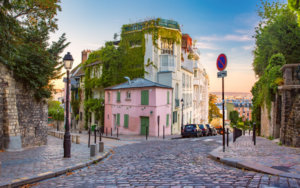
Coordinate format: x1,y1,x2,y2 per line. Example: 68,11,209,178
141,117,149,135
113,114,116,134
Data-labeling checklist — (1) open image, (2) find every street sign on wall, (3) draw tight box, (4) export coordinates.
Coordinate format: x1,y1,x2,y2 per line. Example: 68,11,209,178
216,54,227,72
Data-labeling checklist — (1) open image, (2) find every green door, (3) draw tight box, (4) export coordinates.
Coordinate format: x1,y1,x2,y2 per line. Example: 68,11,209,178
141,116,149,135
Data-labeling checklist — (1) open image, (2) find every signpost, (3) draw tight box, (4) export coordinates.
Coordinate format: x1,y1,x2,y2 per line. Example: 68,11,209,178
216,53,227,152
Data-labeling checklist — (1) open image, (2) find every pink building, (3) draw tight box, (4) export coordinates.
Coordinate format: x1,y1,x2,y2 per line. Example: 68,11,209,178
104,78,173,136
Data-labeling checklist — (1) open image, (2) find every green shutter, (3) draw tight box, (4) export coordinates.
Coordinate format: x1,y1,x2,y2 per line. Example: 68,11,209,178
124,114,129,127
117,91,120,101
166,114,169,126
117,113,120,125
167,91,169,104
141,90,149,105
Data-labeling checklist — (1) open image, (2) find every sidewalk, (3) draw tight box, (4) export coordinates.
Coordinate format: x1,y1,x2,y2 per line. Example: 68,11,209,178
209,134,300,179
0,135,109,187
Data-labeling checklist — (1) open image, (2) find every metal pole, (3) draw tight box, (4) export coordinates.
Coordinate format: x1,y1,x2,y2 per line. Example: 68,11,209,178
222,77,225,152
106,127,107,136
249,129,250,135
100,130,102,141
111,128,112,137
57,120,59,131
146,126,148,140
181,104,183,133
163,125,165,139
158,116,160,137
233,126,236,142
227,128,229,146
88,128,90,148
117,128,118,137
94,128,96,143
64,70,71,158
254,122,256,145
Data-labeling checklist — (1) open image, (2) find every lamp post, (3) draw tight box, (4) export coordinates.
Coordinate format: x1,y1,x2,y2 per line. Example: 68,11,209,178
243,111,245,135
181,98,184,132
57,109,59,131
63,52,74,158
101,101,104,134
296,65,300,84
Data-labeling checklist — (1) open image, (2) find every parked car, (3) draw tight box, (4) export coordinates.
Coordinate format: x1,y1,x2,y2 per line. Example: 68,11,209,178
198,124,209,136
205,124,217,136
181,124,203,138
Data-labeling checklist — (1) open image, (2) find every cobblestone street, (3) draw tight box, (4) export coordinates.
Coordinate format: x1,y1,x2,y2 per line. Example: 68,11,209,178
34,135,300,188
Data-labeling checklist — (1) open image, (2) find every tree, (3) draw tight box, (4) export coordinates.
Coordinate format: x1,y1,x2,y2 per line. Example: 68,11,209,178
229,111,239,125
288,0,300,24
208,94,223,123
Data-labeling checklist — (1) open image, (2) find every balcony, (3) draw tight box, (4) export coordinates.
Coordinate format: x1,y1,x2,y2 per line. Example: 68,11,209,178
175,99,179,108
124,18,180,32
71,83,80,91
160,55,175,72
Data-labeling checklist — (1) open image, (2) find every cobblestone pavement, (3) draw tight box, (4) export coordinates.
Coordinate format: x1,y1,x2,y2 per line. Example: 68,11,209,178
34,135,300,188
217,135,300,175
0,136,105,182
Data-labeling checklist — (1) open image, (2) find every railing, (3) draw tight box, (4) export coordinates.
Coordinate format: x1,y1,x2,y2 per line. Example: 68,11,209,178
71,83,80,91
175,99,179,107
160,55,175,72
124,18,180,32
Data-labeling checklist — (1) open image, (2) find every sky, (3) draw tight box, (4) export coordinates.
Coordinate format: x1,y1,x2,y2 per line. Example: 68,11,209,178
50,0,287,93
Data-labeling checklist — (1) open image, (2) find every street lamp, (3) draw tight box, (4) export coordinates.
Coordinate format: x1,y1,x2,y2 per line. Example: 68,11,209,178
243,111,245,135
57,109,59,131
181,98,184,132
63,52,74,158
101,101,104,134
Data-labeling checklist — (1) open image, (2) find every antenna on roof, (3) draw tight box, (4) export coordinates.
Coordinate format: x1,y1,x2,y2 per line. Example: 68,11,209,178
124,76,131,85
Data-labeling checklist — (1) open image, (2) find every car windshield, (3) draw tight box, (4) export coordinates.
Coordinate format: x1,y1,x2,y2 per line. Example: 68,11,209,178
199,124,205,129
205,124,210,128
185,125,195,129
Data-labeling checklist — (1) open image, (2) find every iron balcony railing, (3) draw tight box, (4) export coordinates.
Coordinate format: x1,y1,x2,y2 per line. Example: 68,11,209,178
124,18,180,32
71,83,80,91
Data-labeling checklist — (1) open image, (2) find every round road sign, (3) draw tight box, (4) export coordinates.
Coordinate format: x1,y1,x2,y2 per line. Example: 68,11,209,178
216,54,227,71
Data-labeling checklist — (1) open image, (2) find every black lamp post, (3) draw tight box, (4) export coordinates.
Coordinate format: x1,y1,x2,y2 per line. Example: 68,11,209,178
57,109,59,131
101,101,104,133
296,65,300,84
63,52,74,158
181,98,184,132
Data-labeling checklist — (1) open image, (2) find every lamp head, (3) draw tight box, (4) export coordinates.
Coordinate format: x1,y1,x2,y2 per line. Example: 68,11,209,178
63,52,74,70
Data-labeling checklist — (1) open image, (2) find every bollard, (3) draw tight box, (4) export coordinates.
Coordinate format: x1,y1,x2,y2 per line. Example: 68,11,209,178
100,130,102,141
90,144,97,157
146,127,148,140
163,126,165,139
76,135,80,144
227,128,229,146
88,128,91,148
233,126,236,142
94,128,96,144
72,135,75,142
106,127,107,136
249,129,250,135
111,128,112,137
254,122,256,145
117,128,118,138
99,141,104,152
0,162,1,179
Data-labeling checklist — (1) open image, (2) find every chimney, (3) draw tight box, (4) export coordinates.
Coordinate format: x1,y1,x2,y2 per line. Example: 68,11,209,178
82,49,91,63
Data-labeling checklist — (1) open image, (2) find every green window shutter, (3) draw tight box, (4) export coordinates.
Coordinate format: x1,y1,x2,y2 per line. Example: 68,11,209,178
166,114,169,126
117,113,120,125
117,91,120,101
167,91,169,104
124,114,129,127
141,90,149,105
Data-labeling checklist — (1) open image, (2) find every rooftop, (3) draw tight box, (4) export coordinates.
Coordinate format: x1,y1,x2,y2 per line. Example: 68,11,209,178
105,78,173,90
123,18,180,32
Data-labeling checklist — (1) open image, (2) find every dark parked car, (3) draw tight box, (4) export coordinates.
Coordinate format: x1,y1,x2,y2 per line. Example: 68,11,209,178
206,124,217,136
181,124,202,138
198,124,209,136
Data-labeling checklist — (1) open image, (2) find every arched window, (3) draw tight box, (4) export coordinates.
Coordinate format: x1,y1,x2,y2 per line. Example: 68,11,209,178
126,91,131,99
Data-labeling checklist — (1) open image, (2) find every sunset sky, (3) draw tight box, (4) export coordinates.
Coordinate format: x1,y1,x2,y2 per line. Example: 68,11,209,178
50,0,286,93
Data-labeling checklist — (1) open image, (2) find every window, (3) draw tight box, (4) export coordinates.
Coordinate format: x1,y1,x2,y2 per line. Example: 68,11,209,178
166,114,169,126
190,111,192,124
194,70,197,78
173,111,177,123
190,77,192,88
167,91,170,104
186,94,189,107
130,41,141,47
247,113,249,116
190,94,192,106
175,84,178,99
186,75,189,87
117,91,121,102
141,90,149,105
117,113,120,125
126,91,131,99
182,94,185,108
108,93,110,103
124,114,129,127
182,73,185,87
161,39,173,54
80,112,82,121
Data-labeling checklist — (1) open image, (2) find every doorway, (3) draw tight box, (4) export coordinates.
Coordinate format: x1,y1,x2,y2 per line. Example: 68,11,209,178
140,116,149,135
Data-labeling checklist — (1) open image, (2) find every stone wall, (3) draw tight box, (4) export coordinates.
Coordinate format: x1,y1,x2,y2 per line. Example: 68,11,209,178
260,102,272,137
0,63,48,150
280,88,300,147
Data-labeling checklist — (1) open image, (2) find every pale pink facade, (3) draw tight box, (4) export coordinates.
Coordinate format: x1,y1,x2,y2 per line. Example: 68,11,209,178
105,87,173,136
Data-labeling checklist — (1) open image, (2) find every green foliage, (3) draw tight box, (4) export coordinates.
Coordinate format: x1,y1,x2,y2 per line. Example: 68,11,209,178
229,111,239,125
267,135,275,140
76,114,79,121
208,94,223,123
288,0,300,24
71,87,82,116
279,141,282,146
0,0,68,101
48,108,64,121
48,100,61,109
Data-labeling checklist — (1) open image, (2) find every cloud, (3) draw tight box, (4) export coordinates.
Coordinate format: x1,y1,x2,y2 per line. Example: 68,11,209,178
242,45,254,50
198,34,253,42
195,42,220,50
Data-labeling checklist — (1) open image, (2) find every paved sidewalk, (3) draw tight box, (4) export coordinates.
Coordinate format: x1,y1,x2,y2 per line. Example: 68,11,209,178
0,135,109,186
211,134,300,177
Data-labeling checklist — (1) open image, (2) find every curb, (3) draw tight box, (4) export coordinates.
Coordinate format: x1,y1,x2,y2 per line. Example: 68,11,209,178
0,150,110,188
208,147,300,180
